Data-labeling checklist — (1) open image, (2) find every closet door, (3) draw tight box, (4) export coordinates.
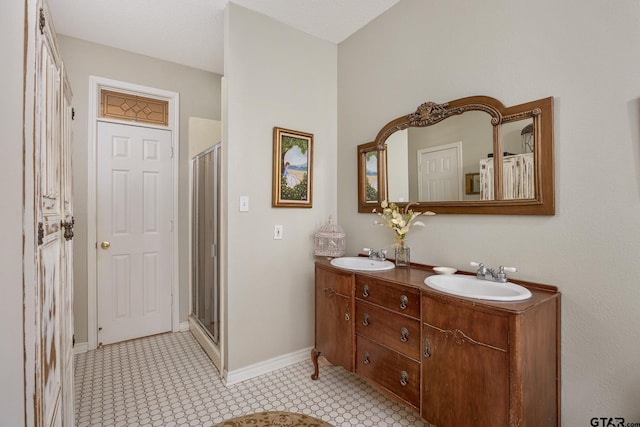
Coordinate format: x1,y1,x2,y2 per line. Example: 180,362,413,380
28,3,74,426
35,6,63,425
60,70,75,427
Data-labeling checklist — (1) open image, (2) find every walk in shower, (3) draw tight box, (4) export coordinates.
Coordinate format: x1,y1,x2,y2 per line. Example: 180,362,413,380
190,144,221,369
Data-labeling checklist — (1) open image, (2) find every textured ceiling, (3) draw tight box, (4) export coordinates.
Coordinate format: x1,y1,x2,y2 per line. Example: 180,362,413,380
48,0,399,74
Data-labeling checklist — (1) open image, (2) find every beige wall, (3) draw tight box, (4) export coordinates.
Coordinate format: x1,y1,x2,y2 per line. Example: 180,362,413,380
189,117,222,159
57,35,222,342
0,1,27,424
338,0,640,423
224,4,337,370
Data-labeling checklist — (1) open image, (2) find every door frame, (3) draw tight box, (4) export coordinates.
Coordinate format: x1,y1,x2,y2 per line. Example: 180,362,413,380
417,141,463,201
87,76,180,350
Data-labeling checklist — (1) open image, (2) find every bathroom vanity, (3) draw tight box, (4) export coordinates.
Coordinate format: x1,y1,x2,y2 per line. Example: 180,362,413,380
311,260,561,426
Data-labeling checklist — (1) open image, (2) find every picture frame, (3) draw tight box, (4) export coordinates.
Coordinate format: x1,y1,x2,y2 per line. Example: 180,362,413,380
465,172,480,195
272,127,313,208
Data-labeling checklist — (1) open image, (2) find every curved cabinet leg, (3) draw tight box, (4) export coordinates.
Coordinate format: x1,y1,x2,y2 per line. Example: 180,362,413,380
310,348,321,380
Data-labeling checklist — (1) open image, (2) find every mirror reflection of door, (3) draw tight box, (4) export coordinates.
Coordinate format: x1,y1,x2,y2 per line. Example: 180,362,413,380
389,111,493,202
417,142,462,201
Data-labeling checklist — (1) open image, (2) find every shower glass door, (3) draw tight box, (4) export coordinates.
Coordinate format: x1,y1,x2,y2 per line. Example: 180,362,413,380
192,144,220,344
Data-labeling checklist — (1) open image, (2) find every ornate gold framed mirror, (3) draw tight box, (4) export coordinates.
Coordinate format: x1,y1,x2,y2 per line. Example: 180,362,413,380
357,96,554,215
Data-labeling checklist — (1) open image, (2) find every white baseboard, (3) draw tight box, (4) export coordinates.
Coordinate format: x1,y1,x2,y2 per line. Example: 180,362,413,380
74,342,89,355
224,347,312,386
179,321,190,332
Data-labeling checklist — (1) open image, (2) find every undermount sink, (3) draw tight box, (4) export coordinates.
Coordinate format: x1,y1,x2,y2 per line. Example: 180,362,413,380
330,257,395,272
424,274,532,301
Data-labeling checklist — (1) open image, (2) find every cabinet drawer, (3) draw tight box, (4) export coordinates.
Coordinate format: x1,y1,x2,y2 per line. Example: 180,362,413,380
422,294,509,351
355,276,420,318
356,336,420,408
356,301,420,360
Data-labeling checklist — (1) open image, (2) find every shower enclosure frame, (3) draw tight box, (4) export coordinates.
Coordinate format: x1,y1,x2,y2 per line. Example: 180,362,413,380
191,144,221,349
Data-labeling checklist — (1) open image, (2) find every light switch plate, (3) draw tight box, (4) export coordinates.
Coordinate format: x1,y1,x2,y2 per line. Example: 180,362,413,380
239,196,249,212
274,224,283,239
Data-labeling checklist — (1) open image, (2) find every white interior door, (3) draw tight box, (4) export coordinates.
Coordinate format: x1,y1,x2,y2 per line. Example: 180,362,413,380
417,143,462,201
97,121,173,345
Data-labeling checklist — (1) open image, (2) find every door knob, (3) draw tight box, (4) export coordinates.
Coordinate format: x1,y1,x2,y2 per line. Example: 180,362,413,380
100,241,111,249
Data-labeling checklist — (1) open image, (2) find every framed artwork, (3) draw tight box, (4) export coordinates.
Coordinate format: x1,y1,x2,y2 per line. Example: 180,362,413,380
272,127,313,208
357,141,388,211
465,172,480,195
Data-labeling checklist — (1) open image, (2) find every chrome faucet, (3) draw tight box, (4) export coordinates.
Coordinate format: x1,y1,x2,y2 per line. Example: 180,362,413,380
363,248,387,261
470,262,517,283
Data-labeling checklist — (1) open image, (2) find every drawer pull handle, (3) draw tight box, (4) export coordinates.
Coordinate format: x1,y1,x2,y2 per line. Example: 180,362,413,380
400,295,408,310
363,352,370,365
400,327,409,342
362,285,370,298
363,313,370,326
345,311,350,321
400,371,409,386
424,338,431,358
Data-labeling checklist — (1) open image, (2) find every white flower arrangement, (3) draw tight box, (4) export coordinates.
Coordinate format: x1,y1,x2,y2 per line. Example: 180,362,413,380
373,200,435,243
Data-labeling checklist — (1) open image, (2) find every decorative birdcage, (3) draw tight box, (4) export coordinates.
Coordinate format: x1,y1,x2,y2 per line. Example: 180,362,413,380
314,216,345,258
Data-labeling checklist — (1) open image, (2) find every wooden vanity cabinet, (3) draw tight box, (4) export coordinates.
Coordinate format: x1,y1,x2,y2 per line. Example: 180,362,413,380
312,261,560,426
311,263,355,379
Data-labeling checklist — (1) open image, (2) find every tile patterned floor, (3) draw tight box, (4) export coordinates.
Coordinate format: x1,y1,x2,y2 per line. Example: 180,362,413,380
74,331,428,427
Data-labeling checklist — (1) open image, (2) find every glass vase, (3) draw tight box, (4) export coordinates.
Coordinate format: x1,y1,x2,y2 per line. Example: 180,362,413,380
394,239,410,267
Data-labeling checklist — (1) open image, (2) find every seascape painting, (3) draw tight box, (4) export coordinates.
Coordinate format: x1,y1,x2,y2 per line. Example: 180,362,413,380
272,127,313,208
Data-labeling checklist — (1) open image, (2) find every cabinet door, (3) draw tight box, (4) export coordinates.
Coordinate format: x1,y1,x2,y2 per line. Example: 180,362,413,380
421,322,509,426
314,266,354,371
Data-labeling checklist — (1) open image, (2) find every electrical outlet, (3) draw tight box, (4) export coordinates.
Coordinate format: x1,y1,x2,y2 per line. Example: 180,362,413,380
274,224,283,240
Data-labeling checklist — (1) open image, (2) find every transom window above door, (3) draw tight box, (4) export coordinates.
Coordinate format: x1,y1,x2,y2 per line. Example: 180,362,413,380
100,89,169,126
